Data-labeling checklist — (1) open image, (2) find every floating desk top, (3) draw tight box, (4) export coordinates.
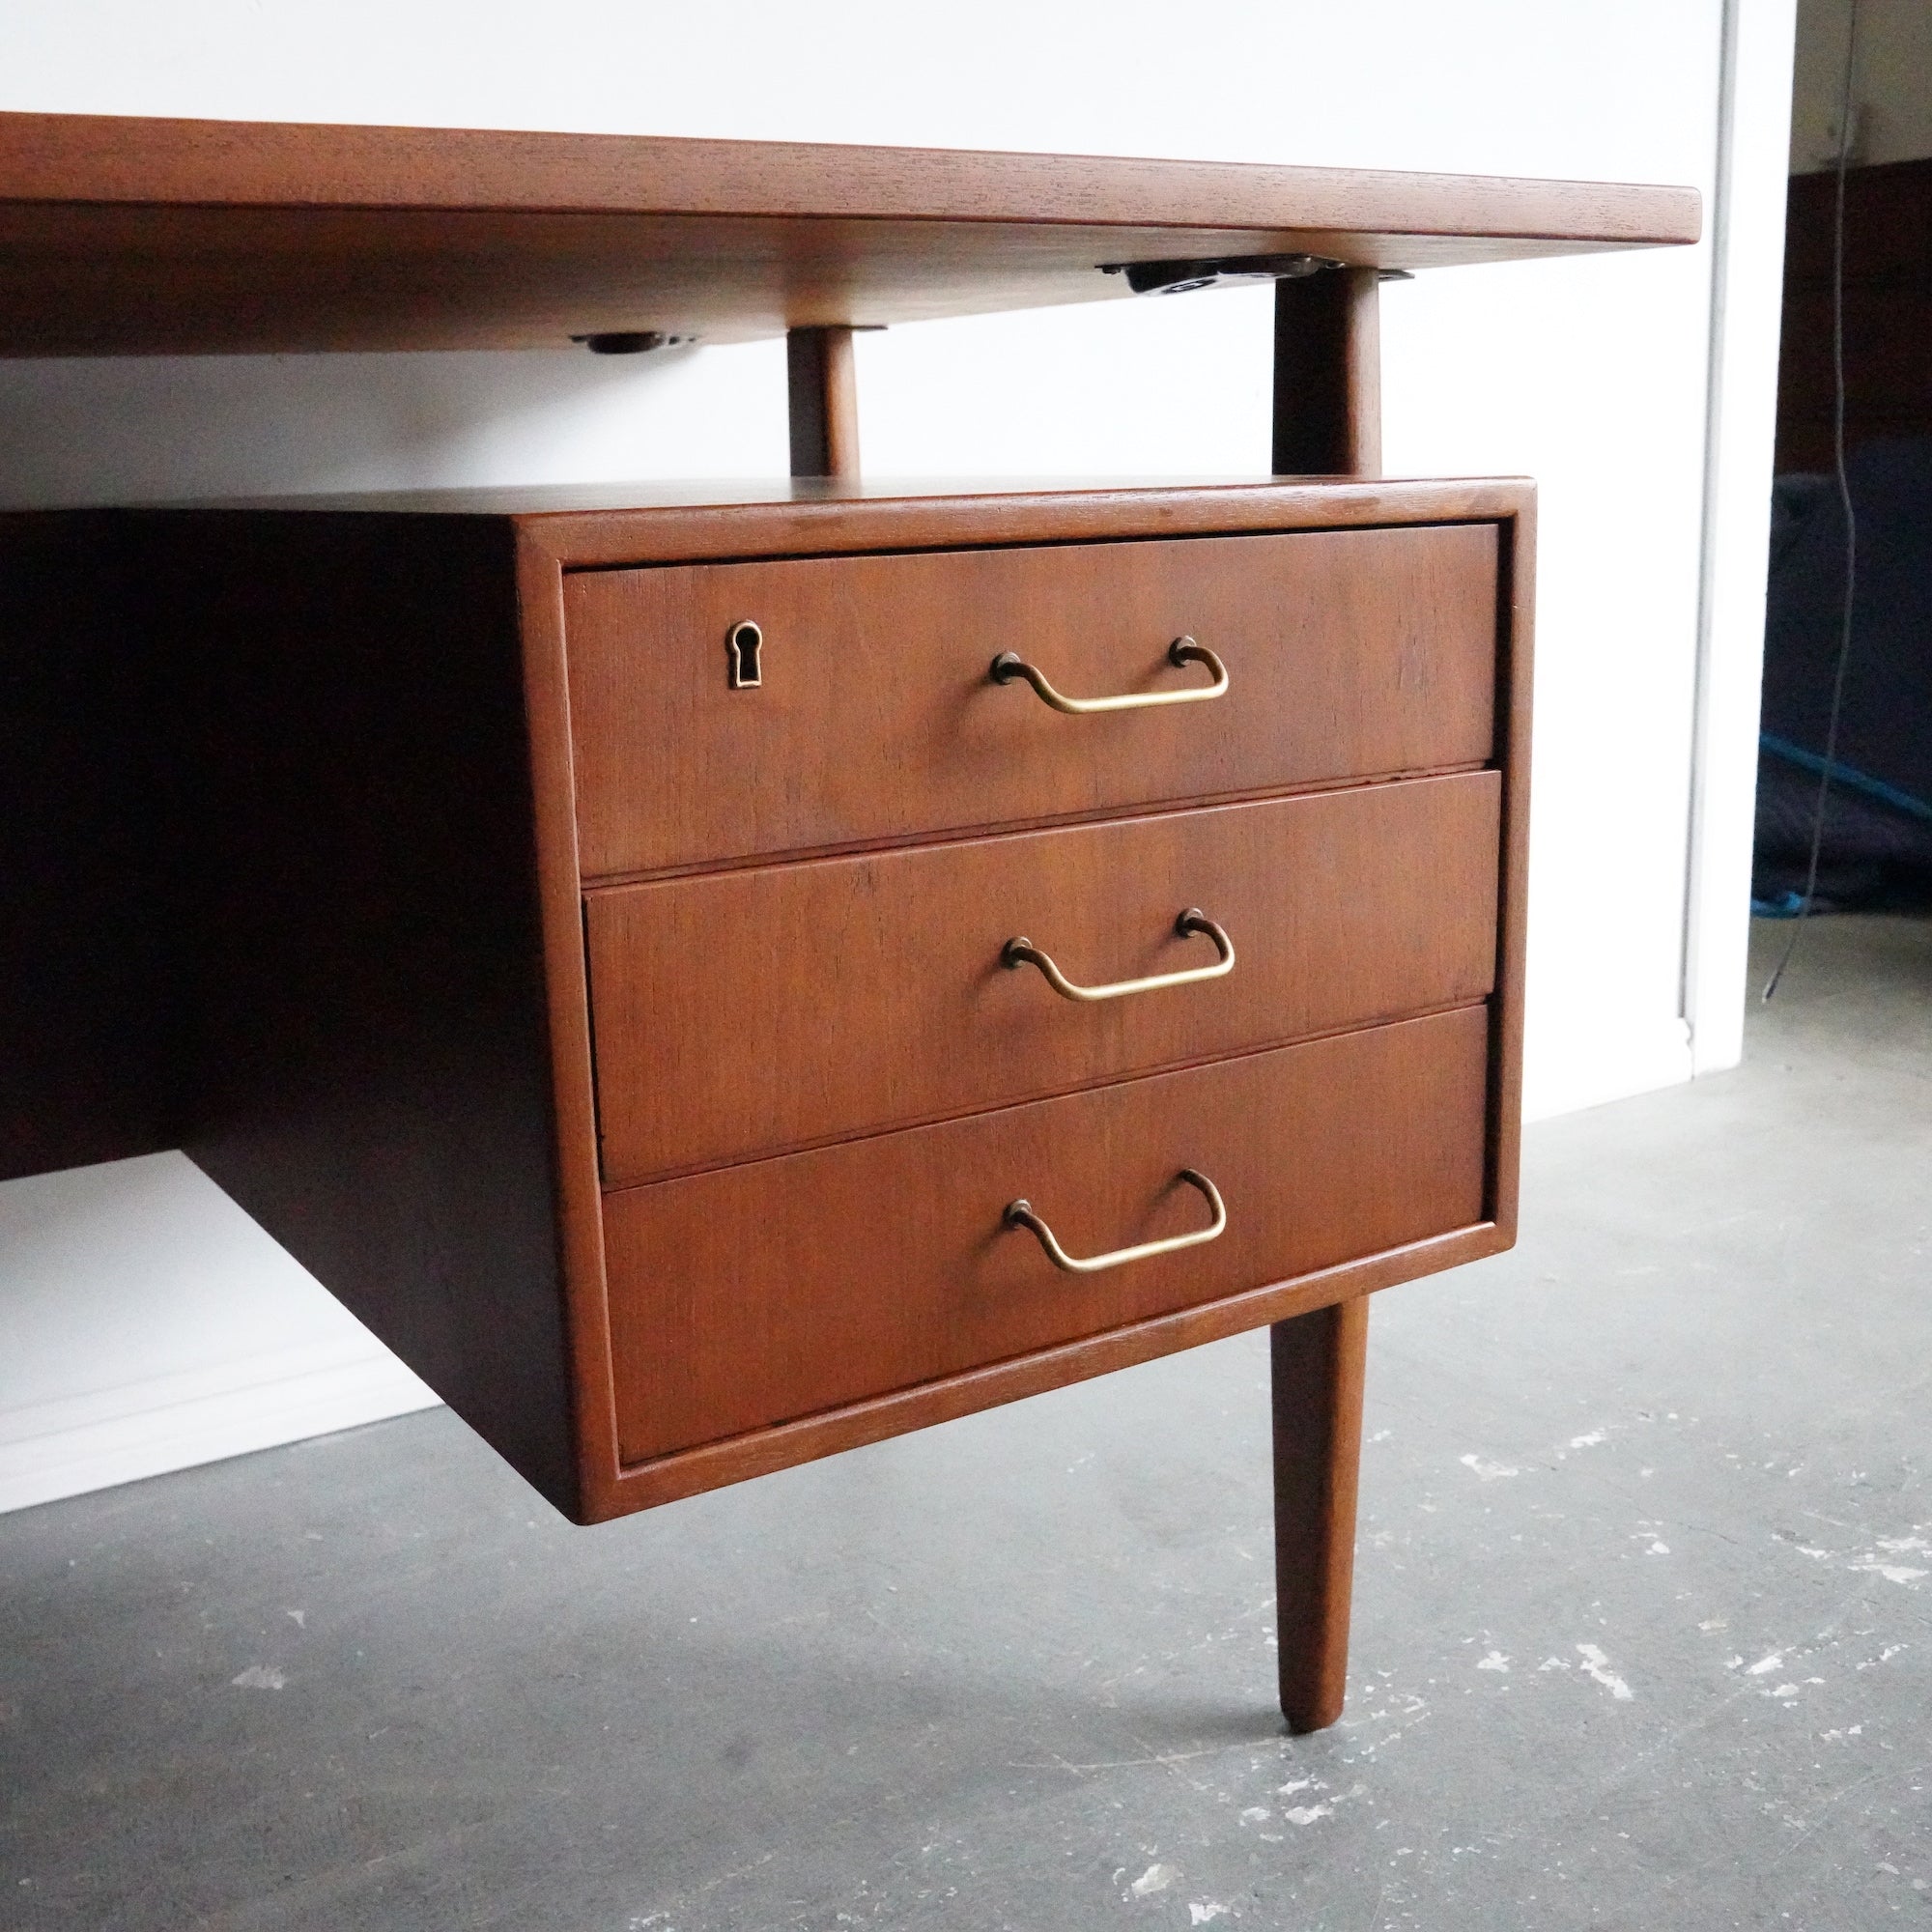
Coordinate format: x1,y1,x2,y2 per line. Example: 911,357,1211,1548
0,111,1700,356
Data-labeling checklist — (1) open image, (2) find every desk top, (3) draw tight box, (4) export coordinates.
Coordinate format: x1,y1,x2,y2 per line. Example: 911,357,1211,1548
0,112,1700,357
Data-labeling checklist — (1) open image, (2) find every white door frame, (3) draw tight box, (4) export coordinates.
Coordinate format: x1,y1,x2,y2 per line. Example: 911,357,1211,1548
1684,0,1799,1072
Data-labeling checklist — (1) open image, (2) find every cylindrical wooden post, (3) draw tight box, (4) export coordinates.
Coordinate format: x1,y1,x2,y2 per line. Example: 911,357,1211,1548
1270,267,1381,477
1268,261,1381,1733
786,325,860,479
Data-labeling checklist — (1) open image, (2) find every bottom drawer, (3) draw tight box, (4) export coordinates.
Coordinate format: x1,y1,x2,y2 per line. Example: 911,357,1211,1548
605,1005,1492,1465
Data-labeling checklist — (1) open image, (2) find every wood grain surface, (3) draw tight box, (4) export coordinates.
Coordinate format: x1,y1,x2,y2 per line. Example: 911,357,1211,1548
602,1005,1490,1466
0,111,1698,355
586,773,1500,1184
564,522,1499,877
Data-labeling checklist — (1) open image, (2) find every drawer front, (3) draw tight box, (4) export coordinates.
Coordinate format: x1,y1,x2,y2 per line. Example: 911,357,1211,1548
564,523,1498,878
587,772,1500,1187
604,1005,1491,1464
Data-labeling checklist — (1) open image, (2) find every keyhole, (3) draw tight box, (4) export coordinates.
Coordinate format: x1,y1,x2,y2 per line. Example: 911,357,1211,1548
726,620,763,689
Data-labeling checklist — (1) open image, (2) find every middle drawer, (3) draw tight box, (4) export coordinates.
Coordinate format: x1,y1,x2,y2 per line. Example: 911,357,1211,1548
586,770,1499,1187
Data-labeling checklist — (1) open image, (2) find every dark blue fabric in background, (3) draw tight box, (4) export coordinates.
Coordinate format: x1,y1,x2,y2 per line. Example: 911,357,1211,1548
1754,438,1932,910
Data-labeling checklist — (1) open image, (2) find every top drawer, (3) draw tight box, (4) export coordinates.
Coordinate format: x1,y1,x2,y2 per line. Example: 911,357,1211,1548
562,522,1499,879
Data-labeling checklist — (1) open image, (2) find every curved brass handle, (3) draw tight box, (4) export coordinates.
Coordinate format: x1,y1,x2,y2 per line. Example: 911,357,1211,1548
1003,1169,1227,1274
989,636,1228,714
1003,908,1234,1003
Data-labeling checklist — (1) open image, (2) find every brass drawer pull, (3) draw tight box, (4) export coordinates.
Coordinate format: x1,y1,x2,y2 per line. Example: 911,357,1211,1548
1004,1169,1227,1273
1003,908,1234,1002
989,635,1228,713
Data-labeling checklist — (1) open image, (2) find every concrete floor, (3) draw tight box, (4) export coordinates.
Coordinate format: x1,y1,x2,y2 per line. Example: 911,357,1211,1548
4,915,1930,1931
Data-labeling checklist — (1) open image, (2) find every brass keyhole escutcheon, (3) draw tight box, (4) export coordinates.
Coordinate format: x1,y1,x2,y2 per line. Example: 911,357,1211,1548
726,619,763,689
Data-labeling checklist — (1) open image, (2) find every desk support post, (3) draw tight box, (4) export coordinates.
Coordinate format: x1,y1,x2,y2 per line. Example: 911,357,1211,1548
1270,266,1381,477
1268,263,1380,1733
787,326,861,479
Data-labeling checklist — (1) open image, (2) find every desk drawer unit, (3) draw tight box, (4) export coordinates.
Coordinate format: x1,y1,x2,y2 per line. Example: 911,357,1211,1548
142,479,1530,1525
554,486,1529,1518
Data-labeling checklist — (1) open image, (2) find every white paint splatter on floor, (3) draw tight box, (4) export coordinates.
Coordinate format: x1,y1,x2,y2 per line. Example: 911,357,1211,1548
1460,1455,1520,1482
1852,1556,1927,1586
1127,1861,1178,1898
230,1665,287,1690
1575,1643,1634,1701
1856,1644,1906,1670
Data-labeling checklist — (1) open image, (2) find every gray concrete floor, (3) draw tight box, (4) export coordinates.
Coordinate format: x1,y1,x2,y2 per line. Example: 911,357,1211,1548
4,915,1930,1932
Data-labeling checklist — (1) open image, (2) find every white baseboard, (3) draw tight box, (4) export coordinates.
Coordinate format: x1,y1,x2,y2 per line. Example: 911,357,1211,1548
0,1340,440,1517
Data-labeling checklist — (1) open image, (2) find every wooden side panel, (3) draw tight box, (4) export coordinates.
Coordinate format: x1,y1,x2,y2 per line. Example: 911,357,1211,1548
133,512,581,1516
586,773,1501,1185
1486,499,1535,1242
603,1005,1490,1467
563,523,1499,877
0,512,184,1179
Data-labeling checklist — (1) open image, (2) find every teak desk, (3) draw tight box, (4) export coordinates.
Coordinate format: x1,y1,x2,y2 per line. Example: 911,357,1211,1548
0,113,1697,1733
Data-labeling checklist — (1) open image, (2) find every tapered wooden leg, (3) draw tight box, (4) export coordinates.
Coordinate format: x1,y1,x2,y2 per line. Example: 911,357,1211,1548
1272,1295,1370,1733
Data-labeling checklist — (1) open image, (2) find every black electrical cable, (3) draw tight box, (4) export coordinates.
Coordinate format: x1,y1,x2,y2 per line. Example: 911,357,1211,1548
1763,0,1861,1000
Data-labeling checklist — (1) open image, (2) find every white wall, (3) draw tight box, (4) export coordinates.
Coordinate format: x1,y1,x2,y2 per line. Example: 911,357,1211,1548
0,0,1781,1511
0,1156,436,1514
